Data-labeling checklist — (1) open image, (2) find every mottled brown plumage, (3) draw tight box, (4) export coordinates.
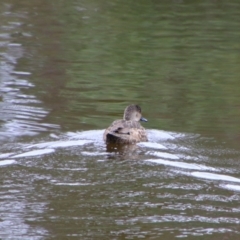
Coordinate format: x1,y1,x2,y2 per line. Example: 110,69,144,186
103,104,148,144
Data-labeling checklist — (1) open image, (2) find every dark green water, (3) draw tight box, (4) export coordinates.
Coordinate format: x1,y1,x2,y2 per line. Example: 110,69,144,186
1,1,240,239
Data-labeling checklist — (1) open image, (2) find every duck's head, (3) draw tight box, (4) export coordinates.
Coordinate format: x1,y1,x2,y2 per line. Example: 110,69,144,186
123,104,148,122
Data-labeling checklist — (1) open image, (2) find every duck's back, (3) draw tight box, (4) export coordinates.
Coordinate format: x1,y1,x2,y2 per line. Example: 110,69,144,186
103,119,147,144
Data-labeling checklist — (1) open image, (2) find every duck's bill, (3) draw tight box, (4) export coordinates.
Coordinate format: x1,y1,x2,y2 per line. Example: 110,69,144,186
140,117,148,122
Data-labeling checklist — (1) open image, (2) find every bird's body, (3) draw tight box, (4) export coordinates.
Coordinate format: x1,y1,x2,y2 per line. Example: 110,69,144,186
103,105,148,144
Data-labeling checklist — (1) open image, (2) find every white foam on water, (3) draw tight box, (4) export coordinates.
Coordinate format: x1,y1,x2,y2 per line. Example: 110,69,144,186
147,151,179,160
146,159,216,171
66,130,104,141
49,133,60,139
147,129,176,141
0,159,16,166
220,184,240,192
12,149,55,158
0,153,14,159
138,142,167,150
191,172,240,183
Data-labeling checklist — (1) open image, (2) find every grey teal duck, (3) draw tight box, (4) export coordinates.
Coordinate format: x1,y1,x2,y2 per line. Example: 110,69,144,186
103,104,148,144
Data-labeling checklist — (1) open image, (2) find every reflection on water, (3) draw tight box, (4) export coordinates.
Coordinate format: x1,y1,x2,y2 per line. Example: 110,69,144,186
0,4,59,141
1,0,240,239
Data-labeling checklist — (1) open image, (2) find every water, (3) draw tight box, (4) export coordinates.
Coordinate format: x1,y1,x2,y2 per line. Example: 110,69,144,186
1,0,240,239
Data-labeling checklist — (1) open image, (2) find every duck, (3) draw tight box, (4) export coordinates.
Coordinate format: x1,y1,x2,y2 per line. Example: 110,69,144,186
103,104,148,144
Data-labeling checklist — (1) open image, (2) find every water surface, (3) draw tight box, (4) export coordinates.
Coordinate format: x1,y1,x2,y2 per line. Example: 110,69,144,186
1,0,240,239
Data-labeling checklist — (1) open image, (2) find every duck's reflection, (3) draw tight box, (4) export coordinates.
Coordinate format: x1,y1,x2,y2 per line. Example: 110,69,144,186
105,142,142,160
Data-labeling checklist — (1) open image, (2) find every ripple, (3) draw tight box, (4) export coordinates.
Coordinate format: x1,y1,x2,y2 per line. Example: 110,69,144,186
55,168,88,171
146,159,217,171
26,140,92,149
8,43,22,46
6,79,34,88
66,130,104,141
220,184,240,192
191,172,240,183
123,215,240,224
12,71,31,75
138,142,167,150
81,151,108,156
147,151,179,159
147,129,176,141
2,120,58,137
0,27,59,139
52,182,92,186
12,149,55,158
0,153,14,159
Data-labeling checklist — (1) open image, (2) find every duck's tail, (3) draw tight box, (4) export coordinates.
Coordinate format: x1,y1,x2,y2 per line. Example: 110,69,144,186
106,133,120,144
